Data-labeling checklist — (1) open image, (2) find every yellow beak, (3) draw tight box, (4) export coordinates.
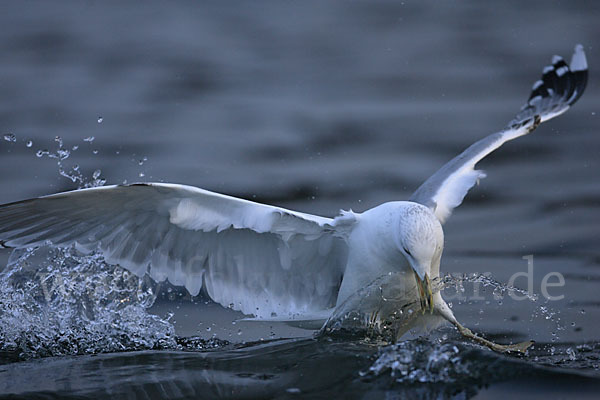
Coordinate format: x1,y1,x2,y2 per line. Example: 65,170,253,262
414,271,434,314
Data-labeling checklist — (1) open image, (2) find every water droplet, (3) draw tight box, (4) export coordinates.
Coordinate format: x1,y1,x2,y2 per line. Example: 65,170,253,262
92,149,99,155
57,149,70,160
237,329,242,335
3,133,16,142
72,145,79,151
139,172,145,178
36,149,49,158
206,327,211,332
83,136,95,143
92,170,101,179
26,140,33,148
97,116,103,123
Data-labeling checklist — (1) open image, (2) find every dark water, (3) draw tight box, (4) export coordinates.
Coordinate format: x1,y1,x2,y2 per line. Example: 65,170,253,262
3,338,600,400
1,1,599,398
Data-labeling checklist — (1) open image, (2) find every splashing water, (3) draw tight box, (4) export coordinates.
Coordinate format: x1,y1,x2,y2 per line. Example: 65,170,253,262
322,271,565,349
365,339,471,383
438,272,538,302
321,272,423,342
325,272,583,382
0,135,228,362
3,134,16,143
35,136,108,188
0,246,175,360
439,272,566,341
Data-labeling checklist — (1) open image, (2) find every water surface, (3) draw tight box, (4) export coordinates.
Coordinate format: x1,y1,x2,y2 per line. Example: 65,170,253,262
0,1,599,398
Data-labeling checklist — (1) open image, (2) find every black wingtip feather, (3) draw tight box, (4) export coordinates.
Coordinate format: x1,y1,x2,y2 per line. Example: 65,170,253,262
527,46,587,107
569,68,588,106
510,45,588,129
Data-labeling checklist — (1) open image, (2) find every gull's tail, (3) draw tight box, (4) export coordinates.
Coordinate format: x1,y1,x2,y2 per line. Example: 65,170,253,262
508,44,588,131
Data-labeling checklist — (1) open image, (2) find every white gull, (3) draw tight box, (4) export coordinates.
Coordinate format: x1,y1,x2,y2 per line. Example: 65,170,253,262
0,45,588,352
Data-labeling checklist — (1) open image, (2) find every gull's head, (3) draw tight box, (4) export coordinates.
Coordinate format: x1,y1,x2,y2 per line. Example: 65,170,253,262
394,203,444,312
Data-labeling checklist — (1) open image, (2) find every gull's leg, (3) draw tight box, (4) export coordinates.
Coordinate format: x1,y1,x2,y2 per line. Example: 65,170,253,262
451,319,534,354
435,296,534,354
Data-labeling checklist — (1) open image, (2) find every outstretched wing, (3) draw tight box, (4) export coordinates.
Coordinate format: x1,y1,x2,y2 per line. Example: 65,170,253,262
410,44,588,223
0,183,349,318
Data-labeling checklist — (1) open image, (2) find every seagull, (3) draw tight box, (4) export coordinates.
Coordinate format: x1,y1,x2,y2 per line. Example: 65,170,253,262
0,45,588,352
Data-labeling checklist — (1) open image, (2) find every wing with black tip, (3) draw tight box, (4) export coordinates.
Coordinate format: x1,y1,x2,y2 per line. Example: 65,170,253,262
410,45,588,223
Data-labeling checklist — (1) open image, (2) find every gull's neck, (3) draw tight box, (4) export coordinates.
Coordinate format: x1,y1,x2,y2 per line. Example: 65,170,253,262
336,201,437,306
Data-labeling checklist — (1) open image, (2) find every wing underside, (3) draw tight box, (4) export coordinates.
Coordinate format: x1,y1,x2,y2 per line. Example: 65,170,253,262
0,183,349,318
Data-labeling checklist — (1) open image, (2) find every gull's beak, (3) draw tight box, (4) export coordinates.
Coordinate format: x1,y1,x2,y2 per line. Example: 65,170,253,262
414,270,434,314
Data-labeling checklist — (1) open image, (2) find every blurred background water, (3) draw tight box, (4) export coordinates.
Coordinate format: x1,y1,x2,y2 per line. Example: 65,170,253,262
0,0,599,398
